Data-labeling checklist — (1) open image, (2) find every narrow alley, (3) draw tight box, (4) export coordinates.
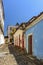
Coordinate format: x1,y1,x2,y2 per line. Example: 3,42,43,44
0,44,43,65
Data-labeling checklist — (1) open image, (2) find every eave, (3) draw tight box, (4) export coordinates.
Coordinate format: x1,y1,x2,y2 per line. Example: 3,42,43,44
25,12,43,31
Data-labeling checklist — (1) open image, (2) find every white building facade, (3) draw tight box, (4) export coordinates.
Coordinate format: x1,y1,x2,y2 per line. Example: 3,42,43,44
0,0,5,45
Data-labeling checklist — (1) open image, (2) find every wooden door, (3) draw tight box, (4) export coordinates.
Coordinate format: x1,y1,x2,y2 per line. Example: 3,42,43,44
28,35,32,54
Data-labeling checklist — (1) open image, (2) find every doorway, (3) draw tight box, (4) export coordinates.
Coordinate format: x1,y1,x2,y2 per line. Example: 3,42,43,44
28,34,32,54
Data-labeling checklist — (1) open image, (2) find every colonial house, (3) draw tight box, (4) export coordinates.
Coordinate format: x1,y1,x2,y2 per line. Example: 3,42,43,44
24,12,43,59
14,23,26,49
7,23,19,44
0,0,5,45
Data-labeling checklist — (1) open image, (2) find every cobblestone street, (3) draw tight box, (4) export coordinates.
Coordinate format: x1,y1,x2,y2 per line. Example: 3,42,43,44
0,44,43,65
0,53,18,65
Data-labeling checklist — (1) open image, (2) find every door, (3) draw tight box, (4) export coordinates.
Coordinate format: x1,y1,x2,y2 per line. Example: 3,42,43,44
28,35,32,54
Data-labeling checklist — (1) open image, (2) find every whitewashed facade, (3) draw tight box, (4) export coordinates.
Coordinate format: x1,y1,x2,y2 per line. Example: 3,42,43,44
0,0,5,45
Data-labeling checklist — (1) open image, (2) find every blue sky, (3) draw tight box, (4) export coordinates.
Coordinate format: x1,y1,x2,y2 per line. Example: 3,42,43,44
3,0,43,35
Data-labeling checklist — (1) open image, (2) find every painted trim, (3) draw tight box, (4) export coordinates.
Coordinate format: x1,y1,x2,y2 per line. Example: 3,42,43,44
27,33,33,36
26,14,43,31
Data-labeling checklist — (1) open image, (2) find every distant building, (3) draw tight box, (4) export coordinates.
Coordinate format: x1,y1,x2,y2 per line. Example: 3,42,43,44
7,24,19,43
0,0,5,45
4,36,8,44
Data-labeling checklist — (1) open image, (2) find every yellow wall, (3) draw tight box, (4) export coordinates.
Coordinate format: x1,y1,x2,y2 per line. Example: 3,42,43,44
14,29,24,48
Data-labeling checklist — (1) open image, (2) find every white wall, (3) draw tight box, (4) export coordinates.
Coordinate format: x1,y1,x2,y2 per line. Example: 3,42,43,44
0,33,5,44
0,1,5,45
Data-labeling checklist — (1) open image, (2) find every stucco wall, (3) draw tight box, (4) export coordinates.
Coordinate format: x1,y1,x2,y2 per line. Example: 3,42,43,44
0,0,4,45
14,29,24,48
25,20,43,59
0,32,5,44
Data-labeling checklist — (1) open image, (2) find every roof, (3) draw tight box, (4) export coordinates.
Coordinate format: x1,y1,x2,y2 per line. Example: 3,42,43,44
17,22,26,29
14,12,43,34
16,23,19,26
16,22,26,30
14,22,26,34
26,16,37,26
26,12,43,27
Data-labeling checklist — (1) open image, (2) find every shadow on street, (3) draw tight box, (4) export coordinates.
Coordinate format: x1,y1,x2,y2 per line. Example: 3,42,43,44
8,44,29,65
8,44,43,65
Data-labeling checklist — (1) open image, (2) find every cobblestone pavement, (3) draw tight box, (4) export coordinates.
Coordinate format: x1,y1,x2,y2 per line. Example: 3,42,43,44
0,44,43,65
8,44,43,65
0,53,18,65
